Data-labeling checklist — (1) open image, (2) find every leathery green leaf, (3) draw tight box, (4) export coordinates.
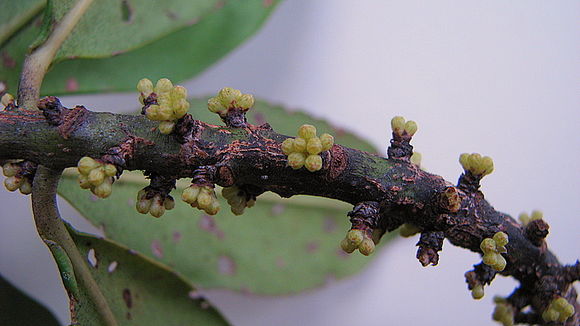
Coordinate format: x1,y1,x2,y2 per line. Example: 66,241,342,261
55,225,229,326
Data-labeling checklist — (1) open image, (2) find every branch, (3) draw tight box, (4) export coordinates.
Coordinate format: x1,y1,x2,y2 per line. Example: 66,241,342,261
31,165,117,326
1,94,577,325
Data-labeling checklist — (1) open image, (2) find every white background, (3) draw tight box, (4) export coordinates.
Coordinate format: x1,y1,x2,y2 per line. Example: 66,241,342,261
1,1,579,325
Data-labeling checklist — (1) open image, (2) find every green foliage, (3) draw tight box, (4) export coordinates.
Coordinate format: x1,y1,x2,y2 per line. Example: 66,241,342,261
0,273,60,326
0,0,279,95
55,225,229,326
58,98,388,294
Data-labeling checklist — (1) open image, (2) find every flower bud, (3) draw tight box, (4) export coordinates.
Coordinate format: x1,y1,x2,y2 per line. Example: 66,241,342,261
136,198,152,214
320,133,334,151
404,120,418,136
281,138,295,155
103,164,117,177
88,168,105,186
19,180,32,195
287,152,306,169
149,197,165,218
137,78,154,95
78,157,99,176
155,78,173,93
208,97,224,113
390,116,405,134
493,232,509,247
4,176,21,191
306,137,322,155
2,163,19,177
218,87,241,107
347,229,364,246
304,154,322,172
298,124,317,139
182,186,200,204
164,196,175,210
1,93,14,107
92,178,112,198
237,94,255,110
471,284,484,300
359,237,375,256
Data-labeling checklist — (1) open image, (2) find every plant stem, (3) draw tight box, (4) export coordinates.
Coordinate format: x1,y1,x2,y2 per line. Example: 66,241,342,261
32,165,117,326
17,0,94,109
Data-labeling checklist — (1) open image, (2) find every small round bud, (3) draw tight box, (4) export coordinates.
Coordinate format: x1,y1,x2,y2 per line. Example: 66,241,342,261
480,238,496,253
218,87,242,107
2,163,19,177
158,121,175,134
493,232,509,247
237,94,254,110
390,116,405,134
92,178,112,198
163,197,175,210
340,238,356,254
293,137,306,152
171,85,187,100
1,93,14,106
358,237,375,256
145,105,161,120
494,255,507,271
205,200,220,215
173,99,189,117
553,297,569,311
304,154,322,172
197,191,212,208
459,153,471,171
4,176,21,191
157,105,173,121
103,164,117,177
78,175,91,189
137,78,154,94
78,157,99,175
518,212,530,225
287,152,306,169
560,303,575,320
483,252,499,266
399,223,420,237
346,229,364,246
208,97,224,113
306,137,322,155
19,180,32,195
480,156,494,175
246,198,256,208
530,210,543,221
404,120,418,136
231,204,245,216
155,78,173,94
298,124,317,139
542,309,559,322
281,138,295,155
149,197,165,218
88,168,105,186
471,284,484,300
137,188,147,200
182,186,200,204
136,198,152,214
319,133,334,151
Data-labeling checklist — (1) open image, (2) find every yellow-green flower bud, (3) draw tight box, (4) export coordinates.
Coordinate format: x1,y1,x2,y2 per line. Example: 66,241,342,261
173,99,189,117
19,180,32,195
359,237,375,256
145,105,161,120
164,197,175,210
459,153,471,171
218,87,241,107
208,97,224,113
87,168,105,186
288,152,306,169
92,178,112,198
182,186,200,204
340,238,357,254
136,198,152,214
78,157,99,176
149,196,165,218
483,252,499,266
157,105,173,121
197,191,212,208
78,175,91,189
553,297,569,311
103,164,117,177
494,255,507,271
1,93,14,106
320,133,334,151
471,284,484,300
404,120,418,136
391,116,405,134
206,200,220,215
306,137,322,155
171,85,187,100
305,154,322,172
347,229,364,246
4,176,21,191
518,212,530,225
2,163,19,177
480,156,494,175
293,137,307,152
158,121,175,135
542,309,559,322
493,232,509,247
137,78,154,95
155,78,173,94
480,238,496,253
298,124,317,139
530,210,543,221
281,138,295,155
237,94,255,110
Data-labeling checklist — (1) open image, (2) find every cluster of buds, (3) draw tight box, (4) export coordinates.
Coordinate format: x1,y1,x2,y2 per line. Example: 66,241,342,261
492,297,514,326
208,87,255,117
518,210,543,226
137,78,190,134
340,229,377,256
221,186,255,215
281,124,334,172
181,185,220,215
459,153,494,177
77,157,117,198
542,296,575,323
136,188,175,218
390,116,418,137
480,231,509,271
2,161,33,195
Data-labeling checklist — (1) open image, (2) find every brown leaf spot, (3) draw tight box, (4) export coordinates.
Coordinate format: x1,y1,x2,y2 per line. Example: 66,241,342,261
253,112,266,125
271,204,285,215
172,231,182,243
323,216,337,233
263,0,274,7
151,239,163,258
276,257,286,268
214,0,225,9
306,241,320,253
198,214,225,239
122,288,132,308
1,52,15,68
218,255,236,276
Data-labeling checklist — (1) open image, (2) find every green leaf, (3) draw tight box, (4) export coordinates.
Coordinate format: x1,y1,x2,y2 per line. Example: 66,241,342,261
58,100,390,294
50,225,229,326
0,273,60,326
0,0,280,95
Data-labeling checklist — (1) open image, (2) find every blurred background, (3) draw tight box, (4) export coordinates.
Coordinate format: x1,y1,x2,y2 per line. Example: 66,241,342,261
1,1,578,325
